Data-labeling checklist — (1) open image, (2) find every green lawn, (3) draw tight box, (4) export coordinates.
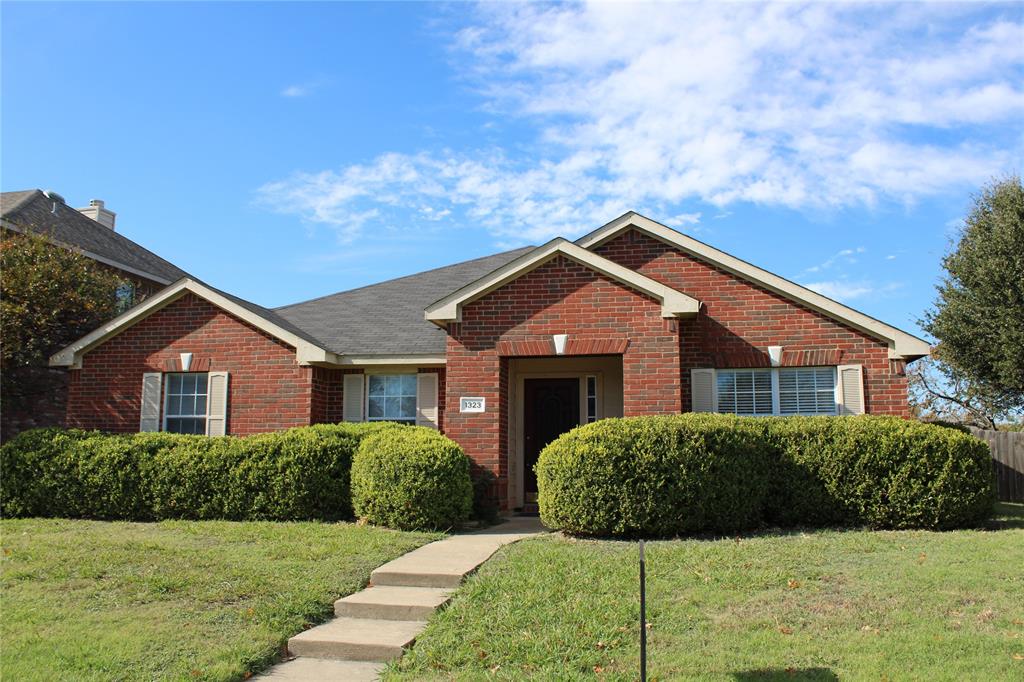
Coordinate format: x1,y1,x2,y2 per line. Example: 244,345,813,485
388,503,1024,681
0,519,441,681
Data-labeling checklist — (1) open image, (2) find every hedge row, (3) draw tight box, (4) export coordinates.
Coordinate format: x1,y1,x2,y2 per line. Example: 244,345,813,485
536,414,995,537
0,423,395,522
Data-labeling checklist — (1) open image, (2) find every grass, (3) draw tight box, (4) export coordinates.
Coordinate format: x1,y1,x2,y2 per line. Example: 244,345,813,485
388,503,1024,681
0,518,441,681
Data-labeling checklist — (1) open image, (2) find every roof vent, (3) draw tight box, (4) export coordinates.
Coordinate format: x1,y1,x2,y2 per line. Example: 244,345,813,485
77,198,117,230
42,189,66,204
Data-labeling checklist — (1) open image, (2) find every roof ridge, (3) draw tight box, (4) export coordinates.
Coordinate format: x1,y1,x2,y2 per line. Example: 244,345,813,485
274,245,536,311
0,189,44,216
2,189,189,283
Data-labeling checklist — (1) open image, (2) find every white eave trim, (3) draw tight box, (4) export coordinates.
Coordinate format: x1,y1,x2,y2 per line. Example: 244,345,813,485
335,354,446,366
424,238,700,325
49,278,338,368
577,212,932,360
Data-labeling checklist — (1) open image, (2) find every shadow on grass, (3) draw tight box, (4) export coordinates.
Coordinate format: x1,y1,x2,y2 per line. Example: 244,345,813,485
990,502,1024,530
549,501,1024,543
733,668,838,681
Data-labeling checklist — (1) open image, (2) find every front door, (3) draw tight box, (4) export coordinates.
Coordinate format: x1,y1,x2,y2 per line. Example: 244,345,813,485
523,378,580,499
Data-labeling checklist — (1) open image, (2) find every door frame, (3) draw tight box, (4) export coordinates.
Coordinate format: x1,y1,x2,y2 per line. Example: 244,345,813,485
509,370,604,509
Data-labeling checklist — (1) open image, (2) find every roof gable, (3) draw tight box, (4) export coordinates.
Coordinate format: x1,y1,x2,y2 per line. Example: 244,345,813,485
50,279,337,368
577,212,931,360
425,238,700,325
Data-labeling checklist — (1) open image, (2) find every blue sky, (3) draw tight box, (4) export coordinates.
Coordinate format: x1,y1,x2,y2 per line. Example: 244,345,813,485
3,2,1022,337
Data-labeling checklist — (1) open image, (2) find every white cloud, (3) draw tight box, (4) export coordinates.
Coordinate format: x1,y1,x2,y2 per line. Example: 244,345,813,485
804,246,866,274
259,3,1023,242
281,79,327,98
668,212,702,227
803,279,902,303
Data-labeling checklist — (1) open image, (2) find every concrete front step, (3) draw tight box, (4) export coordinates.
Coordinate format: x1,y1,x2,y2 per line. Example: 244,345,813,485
336,585,452,621
370,535,521,588
370,568,465,589
257,657,383,681
287,616,426,662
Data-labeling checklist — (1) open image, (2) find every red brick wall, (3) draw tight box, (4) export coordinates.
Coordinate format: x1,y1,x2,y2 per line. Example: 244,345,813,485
594,229,909,416
66,293,314,435
311,367,345,425
444,255,680,509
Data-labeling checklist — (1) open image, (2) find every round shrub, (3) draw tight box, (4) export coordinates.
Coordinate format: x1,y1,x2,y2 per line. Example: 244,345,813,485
351,426,472,530
535,415,771,537
763,416,995,530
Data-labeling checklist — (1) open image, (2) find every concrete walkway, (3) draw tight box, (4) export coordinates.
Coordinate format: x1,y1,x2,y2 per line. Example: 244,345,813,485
261,517,545,681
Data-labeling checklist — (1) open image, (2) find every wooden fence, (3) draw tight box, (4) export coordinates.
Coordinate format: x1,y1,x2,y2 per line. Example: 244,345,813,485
968,427,1024,502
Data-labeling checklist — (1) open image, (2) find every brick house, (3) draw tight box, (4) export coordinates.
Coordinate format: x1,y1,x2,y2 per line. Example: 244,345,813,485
51,212,930,511
2,189,188,439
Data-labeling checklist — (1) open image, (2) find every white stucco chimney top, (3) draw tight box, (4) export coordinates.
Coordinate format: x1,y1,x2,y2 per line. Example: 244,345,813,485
77,199,117,230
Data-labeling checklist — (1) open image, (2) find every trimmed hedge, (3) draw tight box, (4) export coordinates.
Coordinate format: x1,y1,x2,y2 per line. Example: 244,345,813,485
352,427,473,531
536,414,995,537
0,423,399,521
761,416,995,531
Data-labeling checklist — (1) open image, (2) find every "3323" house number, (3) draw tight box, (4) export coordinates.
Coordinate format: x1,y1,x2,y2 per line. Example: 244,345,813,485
460,397,486,413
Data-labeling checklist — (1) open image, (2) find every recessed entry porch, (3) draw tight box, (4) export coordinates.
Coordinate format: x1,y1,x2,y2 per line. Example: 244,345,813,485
506,355,624,510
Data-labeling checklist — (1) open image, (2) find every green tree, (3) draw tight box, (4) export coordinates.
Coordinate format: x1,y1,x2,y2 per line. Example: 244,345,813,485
1,230,126,399
919,175,1024,426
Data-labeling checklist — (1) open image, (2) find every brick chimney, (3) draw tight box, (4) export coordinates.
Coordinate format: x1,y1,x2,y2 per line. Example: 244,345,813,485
77,199,116,230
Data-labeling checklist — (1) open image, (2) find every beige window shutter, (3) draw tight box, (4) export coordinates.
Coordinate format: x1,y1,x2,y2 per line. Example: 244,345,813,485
837,364,865,415
206,371,230,435
343,374,364,422
139,372,163,432
416,372,439,429
690,368,716,413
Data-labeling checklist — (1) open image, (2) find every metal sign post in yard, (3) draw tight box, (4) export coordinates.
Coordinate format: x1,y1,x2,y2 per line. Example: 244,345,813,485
640,539,647,682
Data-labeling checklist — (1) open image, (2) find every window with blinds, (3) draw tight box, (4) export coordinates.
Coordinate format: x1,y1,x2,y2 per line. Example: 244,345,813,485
713,366,838,416
779,367,837,415
717,369,774,416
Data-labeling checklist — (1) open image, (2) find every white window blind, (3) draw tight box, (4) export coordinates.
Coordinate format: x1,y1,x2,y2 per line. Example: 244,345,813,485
716,369,773,416
778,367,837,415
710,366,841,416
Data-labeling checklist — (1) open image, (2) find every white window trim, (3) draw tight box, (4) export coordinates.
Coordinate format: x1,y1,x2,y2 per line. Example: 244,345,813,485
364,371,419,424
162,371,210,434
715,366,839,417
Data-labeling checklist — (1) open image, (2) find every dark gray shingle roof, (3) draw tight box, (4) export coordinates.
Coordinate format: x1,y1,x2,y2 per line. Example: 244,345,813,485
275,247,536,355
1,189,188,284
195,279,333,350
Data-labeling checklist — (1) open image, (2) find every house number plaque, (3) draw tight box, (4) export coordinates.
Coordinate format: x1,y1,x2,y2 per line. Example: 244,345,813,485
460,397,486,413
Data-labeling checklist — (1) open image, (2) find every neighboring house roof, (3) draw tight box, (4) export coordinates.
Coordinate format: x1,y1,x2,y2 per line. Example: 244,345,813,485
51,278,338,368
275,247,536,360
1,189,188,285
576,212,932,360
424,238,701,325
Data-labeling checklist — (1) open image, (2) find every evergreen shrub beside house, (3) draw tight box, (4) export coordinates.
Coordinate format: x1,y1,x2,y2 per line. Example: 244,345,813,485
0,423,399,522
536,414,995,537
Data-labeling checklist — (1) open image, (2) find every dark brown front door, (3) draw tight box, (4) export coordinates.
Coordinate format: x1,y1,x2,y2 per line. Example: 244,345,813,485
523,378,580,496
